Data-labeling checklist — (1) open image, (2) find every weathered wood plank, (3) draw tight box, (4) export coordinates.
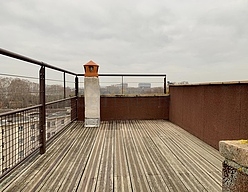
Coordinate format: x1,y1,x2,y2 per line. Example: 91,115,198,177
1,120,222,192
114,121,132,192
145,120,222,191
76,123,107,192
132,120,193,191
2,122,83,192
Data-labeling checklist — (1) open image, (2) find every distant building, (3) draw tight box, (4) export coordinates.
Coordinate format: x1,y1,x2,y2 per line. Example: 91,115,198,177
114,83,128,88
167,81,189,85
0,109,70,174
138,83,151,89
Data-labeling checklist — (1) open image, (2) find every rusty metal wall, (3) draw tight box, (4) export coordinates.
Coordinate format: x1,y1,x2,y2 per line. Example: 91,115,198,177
169,83,248,150
77,97,85,121
77,96,169,121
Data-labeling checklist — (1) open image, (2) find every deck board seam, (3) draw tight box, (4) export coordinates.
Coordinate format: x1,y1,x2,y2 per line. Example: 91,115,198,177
41,126,97,191
139,120,192,191
153,121,221,191
0,120,223,192
27,122,89,192
2,122,82,191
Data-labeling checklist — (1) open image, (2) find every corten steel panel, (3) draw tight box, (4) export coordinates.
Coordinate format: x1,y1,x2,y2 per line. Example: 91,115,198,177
100,96,169,121
114,98,130,120
203,85,242,149
202,85,226,149
169,84,248,150
169,87,184,127
181,86,204,141
77,97,85,121
100,97,127,120
71,98,78,121
240,85,248,137
78,96,170,121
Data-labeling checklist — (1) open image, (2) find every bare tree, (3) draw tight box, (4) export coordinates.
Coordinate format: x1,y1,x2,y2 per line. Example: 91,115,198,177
0,77,75,110
7,78,31,108
0,77,11,108
46,84,64,102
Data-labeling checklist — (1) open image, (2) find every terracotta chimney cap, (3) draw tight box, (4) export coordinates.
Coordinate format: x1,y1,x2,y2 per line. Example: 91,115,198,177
84,60,99,67
83,60,99,77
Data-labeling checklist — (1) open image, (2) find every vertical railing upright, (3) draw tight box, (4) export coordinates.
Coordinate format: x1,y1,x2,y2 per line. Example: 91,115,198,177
75,76,79,97
75,76,79,120
39,66,46,154
0,48,79,156
121,76,124,95
164,75,167,94
63,72,66,99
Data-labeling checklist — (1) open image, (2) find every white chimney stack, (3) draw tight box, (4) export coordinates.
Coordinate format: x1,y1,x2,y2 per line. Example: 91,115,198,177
83,60,100,127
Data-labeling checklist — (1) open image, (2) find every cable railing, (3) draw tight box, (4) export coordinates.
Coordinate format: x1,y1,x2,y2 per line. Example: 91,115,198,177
0,47,167,180
78,74,167,96
0,48,78,179
0,105,41,176
45,97,77,142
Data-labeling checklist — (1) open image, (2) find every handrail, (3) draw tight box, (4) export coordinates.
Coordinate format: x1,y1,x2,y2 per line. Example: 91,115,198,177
0,48,76,75
0,104,42,117
0,47,79,157
0,48,167,78
45,96,77,106
78,73,167,94
0,47,168,180
77,73,166,77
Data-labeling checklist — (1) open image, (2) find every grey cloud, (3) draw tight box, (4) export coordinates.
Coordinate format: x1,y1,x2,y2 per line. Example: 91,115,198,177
0,0,248,83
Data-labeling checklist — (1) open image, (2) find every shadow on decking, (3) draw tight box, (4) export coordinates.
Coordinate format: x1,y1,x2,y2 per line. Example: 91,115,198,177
0,120,223,192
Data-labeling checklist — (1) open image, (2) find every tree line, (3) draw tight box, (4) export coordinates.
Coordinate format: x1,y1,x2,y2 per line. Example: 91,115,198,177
0,77,75,109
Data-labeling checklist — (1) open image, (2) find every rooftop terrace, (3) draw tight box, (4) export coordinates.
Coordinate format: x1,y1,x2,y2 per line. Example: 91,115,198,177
1,48,248,191
1,120,222,192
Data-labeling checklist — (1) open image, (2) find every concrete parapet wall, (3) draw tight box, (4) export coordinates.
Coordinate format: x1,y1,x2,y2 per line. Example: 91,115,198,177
169,83,248,150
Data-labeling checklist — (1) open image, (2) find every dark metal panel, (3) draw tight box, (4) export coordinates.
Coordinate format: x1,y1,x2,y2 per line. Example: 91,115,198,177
169,84,248,150
77,96,169,121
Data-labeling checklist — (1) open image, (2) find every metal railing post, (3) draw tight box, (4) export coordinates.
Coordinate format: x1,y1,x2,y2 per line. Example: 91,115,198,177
122,76,124,95
39,66,46,154
75,76,78,97
63,72,66,99
75,76,79,120
164,76,167,94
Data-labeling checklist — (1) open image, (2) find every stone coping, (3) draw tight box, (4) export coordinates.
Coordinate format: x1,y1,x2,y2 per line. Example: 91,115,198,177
224,159,248,175
219,140,248,168
100,94,169,97
170,81,248,87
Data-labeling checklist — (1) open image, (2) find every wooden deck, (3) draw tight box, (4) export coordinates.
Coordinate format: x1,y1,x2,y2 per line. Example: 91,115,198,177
1,120,223,192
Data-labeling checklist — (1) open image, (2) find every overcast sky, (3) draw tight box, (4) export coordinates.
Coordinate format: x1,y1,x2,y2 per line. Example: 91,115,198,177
1,0,248,84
